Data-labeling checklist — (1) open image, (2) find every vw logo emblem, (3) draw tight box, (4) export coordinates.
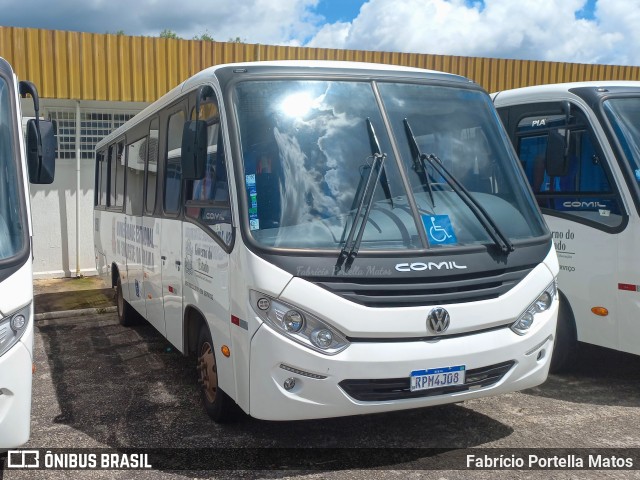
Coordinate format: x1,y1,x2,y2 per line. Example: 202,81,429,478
427,307,450,334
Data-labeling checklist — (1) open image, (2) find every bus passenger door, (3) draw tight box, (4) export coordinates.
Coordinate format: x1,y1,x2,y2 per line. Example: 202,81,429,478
142,118,165,335
501,102,626,351
182,90,235,398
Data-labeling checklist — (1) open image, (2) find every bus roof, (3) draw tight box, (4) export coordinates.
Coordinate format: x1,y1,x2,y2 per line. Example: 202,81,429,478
96,60,472,151
492,80,640,105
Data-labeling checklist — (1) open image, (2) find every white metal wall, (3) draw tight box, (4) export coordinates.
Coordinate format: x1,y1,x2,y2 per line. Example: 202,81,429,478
21,99,147,278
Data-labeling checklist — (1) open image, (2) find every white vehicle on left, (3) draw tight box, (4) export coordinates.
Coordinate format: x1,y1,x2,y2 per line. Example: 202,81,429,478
0,56,56,449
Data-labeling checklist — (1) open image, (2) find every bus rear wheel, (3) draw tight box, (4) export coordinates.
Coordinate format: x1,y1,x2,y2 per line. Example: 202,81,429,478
196,325,238,423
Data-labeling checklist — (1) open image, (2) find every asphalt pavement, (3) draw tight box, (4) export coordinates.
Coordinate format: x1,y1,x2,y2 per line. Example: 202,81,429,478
2,280,640,479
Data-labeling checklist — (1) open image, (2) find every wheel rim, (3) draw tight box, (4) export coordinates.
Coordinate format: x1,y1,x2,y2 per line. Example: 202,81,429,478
198,341,218,403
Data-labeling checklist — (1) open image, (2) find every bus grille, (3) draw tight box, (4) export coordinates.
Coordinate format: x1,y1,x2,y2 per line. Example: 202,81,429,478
307,267,533,307
338,361,515,402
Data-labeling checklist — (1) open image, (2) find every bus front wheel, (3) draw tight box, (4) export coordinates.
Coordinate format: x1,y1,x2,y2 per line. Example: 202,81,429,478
116,276,136,326
196,325,238,423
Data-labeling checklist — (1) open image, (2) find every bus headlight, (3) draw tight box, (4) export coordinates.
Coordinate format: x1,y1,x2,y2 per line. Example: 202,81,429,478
511,280,557,335
250,290,349,355
0,303,31,358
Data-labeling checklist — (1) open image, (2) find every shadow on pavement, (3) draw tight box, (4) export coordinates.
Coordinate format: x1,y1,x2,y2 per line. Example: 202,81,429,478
523,343,640,407
36,314,513,477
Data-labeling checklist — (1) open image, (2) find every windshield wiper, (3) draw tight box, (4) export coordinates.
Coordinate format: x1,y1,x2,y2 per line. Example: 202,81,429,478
404,119,436,207
403,118,514,255
335,118,387,273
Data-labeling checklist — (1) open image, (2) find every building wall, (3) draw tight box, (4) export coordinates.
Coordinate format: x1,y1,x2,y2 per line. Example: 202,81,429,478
2,26,640,102
21,99,147,278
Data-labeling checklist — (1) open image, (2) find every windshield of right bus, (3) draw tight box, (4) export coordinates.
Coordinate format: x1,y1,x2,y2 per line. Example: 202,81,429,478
0,77,24,261
603,97,640,188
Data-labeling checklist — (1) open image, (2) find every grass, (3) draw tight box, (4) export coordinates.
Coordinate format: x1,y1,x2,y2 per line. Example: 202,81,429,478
34,288,115,314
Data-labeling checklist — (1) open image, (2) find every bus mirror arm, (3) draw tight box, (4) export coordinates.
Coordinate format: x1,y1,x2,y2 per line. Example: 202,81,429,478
181,85,214,180
19,81,56,184
545,129,570,177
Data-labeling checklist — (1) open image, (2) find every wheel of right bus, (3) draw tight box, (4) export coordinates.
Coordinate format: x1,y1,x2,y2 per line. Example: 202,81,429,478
115,276,136,327
549,293,578,374
197,324,238,423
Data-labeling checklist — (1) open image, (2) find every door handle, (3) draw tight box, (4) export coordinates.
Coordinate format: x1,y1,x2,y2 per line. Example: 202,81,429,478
175,260,181,266
161,255,167,260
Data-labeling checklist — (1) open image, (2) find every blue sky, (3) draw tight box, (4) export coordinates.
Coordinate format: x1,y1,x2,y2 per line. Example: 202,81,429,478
315,0,365,23
0,0,638,66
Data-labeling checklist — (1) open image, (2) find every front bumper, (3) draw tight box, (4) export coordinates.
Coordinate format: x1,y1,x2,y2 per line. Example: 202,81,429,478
248,301,557,420
0,327,33,448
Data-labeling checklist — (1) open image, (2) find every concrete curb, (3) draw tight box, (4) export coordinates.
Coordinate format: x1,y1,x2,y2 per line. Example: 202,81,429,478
35,306,117,321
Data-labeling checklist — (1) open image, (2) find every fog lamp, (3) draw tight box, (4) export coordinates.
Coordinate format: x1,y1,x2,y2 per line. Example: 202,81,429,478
311,329,333,349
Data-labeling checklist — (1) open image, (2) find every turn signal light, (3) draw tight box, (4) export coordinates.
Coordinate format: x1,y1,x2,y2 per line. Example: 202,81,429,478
591,307,609,317
221,345,231,357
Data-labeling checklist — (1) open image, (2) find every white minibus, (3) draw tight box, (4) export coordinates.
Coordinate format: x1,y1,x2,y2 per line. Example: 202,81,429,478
94,61,559,422
0,57,56,447
494,82,640,370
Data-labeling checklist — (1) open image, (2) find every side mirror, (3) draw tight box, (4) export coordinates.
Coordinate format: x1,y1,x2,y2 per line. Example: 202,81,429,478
26,119,56,184
181,120,207,180
545,129,570,177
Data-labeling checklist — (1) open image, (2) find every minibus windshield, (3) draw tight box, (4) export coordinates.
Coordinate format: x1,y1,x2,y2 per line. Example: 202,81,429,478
0,78,24,261
603,97,640,189
233,79,546,251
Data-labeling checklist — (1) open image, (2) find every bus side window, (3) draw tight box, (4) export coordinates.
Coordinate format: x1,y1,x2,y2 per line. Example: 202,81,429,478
165,110,185,214
125,137,146,216
95,150,106,206
518,127,623,227
110,140,125,209
185,93,232,246
100,148,109,206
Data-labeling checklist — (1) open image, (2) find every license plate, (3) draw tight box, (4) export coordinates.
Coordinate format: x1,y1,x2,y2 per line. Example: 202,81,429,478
410,365,466,392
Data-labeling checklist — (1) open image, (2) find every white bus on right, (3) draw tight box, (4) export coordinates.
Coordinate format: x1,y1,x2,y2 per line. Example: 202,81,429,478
493,82,640,370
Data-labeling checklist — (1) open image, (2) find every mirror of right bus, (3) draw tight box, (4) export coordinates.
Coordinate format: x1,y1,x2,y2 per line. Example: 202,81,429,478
545,128,570,177
180,119,207,180
26,118,56,184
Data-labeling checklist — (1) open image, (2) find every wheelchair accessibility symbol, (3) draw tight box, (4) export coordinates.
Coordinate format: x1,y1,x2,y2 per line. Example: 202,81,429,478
422,214,457,245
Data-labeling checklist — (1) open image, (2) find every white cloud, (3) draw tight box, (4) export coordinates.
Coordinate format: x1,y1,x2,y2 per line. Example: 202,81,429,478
306,0,640,66
0,0,322,45
1,0,639,65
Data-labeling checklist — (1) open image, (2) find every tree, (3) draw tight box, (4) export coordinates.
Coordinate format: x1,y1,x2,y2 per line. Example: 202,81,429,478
228,36,245,43
194,30,215,42
159,29,181,39
106,30,125,36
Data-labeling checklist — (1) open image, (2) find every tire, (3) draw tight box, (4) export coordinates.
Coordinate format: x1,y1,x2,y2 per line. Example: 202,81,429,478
549,293,578,374
115,276,136,327
196,324,238,423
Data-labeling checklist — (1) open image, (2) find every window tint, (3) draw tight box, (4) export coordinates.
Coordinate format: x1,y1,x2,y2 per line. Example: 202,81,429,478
100,148,109,206
126,137,146,216
165,110,185,214
145,118,159,214
517,115,623,227
95,150,106,206
110,140,125,208
0,78,25,260
185,94,232,246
